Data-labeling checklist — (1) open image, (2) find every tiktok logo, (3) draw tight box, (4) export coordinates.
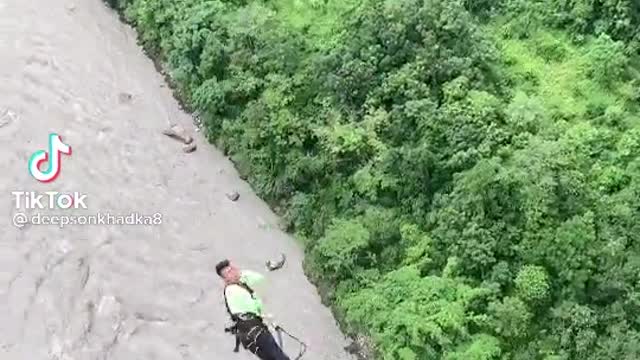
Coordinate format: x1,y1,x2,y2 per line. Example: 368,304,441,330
28,133,72,183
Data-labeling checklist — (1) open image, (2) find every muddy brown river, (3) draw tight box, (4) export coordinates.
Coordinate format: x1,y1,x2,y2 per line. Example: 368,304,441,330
0,1,354,359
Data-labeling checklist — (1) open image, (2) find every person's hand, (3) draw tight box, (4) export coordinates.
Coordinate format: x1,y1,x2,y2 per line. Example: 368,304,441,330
240,270,265,287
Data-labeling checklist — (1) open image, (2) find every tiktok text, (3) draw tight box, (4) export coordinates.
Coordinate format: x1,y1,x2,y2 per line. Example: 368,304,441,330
12,191,88,210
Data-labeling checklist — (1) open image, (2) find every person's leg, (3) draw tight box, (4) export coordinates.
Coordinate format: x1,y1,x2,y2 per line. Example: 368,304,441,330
253,329,290,360
239,321,290,360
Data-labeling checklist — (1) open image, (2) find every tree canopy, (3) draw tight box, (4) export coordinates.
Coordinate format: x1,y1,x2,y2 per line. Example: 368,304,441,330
107,0,640,358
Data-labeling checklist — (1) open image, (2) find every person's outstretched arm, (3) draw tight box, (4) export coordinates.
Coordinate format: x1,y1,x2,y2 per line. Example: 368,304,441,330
240,269,264,287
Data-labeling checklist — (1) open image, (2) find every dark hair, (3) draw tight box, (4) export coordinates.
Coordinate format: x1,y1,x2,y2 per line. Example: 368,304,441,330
215,259,230,277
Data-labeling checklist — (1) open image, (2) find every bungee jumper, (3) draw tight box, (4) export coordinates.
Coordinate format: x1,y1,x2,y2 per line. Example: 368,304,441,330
216,259,307,360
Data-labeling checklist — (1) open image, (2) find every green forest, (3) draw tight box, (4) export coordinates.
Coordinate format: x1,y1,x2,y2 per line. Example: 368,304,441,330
105,0,640,358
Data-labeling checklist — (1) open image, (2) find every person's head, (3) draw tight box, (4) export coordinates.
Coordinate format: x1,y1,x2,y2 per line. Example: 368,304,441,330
216,259,241,284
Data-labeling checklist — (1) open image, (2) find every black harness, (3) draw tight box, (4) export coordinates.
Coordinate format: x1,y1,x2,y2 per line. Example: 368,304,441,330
223,282,263,352
223,282,257,322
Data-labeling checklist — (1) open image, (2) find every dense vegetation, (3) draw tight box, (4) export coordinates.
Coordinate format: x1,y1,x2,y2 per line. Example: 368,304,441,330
106,0,640,358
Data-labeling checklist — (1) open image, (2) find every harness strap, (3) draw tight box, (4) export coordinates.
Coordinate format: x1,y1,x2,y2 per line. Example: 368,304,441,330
223,281,255,322
274,325,308,360
223,281,259,353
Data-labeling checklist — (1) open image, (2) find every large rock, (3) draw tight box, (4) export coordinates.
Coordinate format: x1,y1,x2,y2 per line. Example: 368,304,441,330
182,143,197,153
226,191,240,201
162,124,193,145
